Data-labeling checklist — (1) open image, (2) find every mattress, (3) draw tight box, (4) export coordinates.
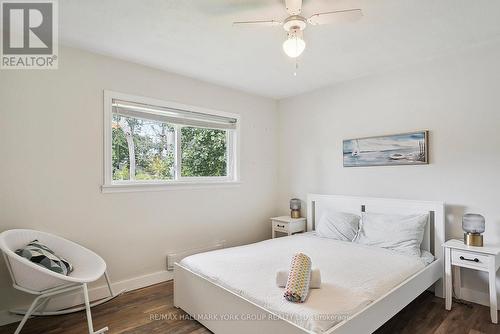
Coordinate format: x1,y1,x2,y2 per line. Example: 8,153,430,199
180,233,433,333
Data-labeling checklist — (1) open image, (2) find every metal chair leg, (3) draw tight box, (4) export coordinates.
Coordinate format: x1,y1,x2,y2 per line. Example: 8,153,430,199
104,271,115,297
11,278,125,317
37,297,51,314
11,278,118,333
14,295,43,334
83,283,108,334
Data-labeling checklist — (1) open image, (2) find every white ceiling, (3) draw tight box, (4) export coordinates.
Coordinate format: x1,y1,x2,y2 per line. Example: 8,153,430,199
60,0,500,99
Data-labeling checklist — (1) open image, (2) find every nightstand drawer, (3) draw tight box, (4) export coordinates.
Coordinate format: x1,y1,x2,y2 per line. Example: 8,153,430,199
272,221,289,232
451,249,489,269
271,216,306,238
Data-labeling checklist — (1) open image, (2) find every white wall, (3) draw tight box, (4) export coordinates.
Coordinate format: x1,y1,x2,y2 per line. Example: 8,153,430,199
277,41,500,306
0,46,279,311
2,38,499,319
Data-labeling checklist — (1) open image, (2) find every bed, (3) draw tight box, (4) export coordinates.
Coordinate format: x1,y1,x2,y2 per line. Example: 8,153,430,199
174,194,445,334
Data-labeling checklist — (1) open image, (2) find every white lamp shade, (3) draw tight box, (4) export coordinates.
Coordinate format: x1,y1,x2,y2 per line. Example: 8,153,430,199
283,31,306,58
290,198,301,210
462,213,485,234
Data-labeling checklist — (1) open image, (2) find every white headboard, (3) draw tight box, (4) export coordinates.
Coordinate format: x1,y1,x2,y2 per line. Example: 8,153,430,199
306,194,445,258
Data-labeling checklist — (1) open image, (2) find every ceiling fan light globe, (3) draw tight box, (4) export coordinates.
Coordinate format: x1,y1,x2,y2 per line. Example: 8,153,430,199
283,36,305,58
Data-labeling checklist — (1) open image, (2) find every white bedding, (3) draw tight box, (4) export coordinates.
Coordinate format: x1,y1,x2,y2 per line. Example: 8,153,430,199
180,233,433,333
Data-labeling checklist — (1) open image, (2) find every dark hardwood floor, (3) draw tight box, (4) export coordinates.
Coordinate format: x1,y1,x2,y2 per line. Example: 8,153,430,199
0,281,497,334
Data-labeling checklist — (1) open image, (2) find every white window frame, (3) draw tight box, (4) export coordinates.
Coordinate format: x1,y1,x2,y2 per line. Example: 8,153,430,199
102,91,240,193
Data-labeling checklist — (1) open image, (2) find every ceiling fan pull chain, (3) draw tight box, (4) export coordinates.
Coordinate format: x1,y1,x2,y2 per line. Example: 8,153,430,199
294,61,299,76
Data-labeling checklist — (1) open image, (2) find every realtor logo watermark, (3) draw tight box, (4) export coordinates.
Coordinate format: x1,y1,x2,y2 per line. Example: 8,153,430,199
1,0,58,69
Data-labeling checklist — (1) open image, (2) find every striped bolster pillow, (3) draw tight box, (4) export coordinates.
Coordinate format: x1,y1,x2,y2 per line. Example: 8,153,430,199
284,253,312,303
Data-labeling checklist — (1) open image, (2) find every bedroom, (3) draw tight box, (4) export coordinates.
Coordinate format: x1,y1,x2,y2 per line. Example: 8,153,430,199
0,0,499,333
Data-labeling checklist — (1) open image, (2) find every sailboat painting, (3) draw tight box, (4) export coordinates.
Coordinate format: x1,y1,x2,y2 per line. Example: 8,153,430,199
343,131,428,167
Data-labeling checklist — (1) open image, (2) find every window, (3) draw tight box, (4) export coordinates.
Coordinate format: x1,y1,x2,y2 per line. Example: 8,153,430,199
103,91,239,192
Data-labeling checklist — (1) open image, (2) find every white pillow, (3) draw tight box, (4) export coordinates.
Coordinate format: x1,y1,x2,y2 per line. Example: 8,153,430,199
316,210,361,241
354,212,428,257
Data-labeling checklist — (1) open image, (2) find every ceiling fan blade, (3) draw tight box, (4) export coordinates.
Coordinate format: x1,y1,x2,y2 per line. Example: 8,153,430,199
233,19,282,27
284,0,302,15
308,8,363,26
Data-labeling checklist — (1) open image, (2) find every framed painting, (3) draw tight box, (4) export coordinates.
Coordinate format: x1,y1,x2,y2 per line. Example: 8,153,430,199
343,131,429,167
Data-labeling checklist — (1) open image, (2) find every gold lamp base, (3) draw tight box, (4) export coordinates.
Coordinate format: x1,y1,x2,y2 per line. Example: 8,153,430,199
291,210,301,219
464,233,483,247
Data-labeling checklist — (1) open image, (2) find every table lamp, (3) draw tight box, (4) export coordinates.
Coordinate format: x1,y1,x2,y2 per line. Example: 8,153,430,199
290,198,301,219
462,213,485,247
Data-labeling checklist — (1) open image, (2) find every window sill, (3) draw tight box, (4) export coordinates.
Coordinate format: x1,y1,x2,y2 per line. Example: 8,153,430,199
101,180,241,193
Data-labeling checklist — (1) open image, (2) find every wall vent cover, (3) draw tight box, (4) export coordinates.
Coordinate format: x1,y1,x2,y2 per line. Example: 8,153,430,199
166,241,225,271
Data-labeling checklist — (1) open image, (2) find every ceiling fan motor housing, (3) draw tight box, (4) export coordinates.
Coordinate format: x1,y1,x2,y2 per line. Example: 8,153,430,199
283,15,307,31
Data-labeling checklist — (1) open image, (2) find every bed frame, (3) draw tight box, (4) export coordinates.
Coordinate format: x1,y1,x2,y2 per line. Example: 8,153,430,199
174,194,445,334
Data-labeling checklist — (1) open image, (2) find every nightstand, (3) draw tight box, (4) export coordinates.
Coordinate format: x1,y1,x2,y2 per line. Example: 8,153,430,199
443,239,500,323
270,216,306,239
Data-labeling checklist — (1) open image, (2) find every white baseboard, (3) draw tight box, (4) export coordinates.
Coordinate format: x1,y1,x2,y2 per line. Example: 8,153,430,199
459,287,500,310
0,311,22,327
0,270,173,326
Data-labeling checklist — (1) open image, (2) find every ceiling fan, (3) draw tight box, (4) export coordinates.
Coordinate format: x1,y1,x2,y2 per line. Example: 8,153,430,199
233,0,363,58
